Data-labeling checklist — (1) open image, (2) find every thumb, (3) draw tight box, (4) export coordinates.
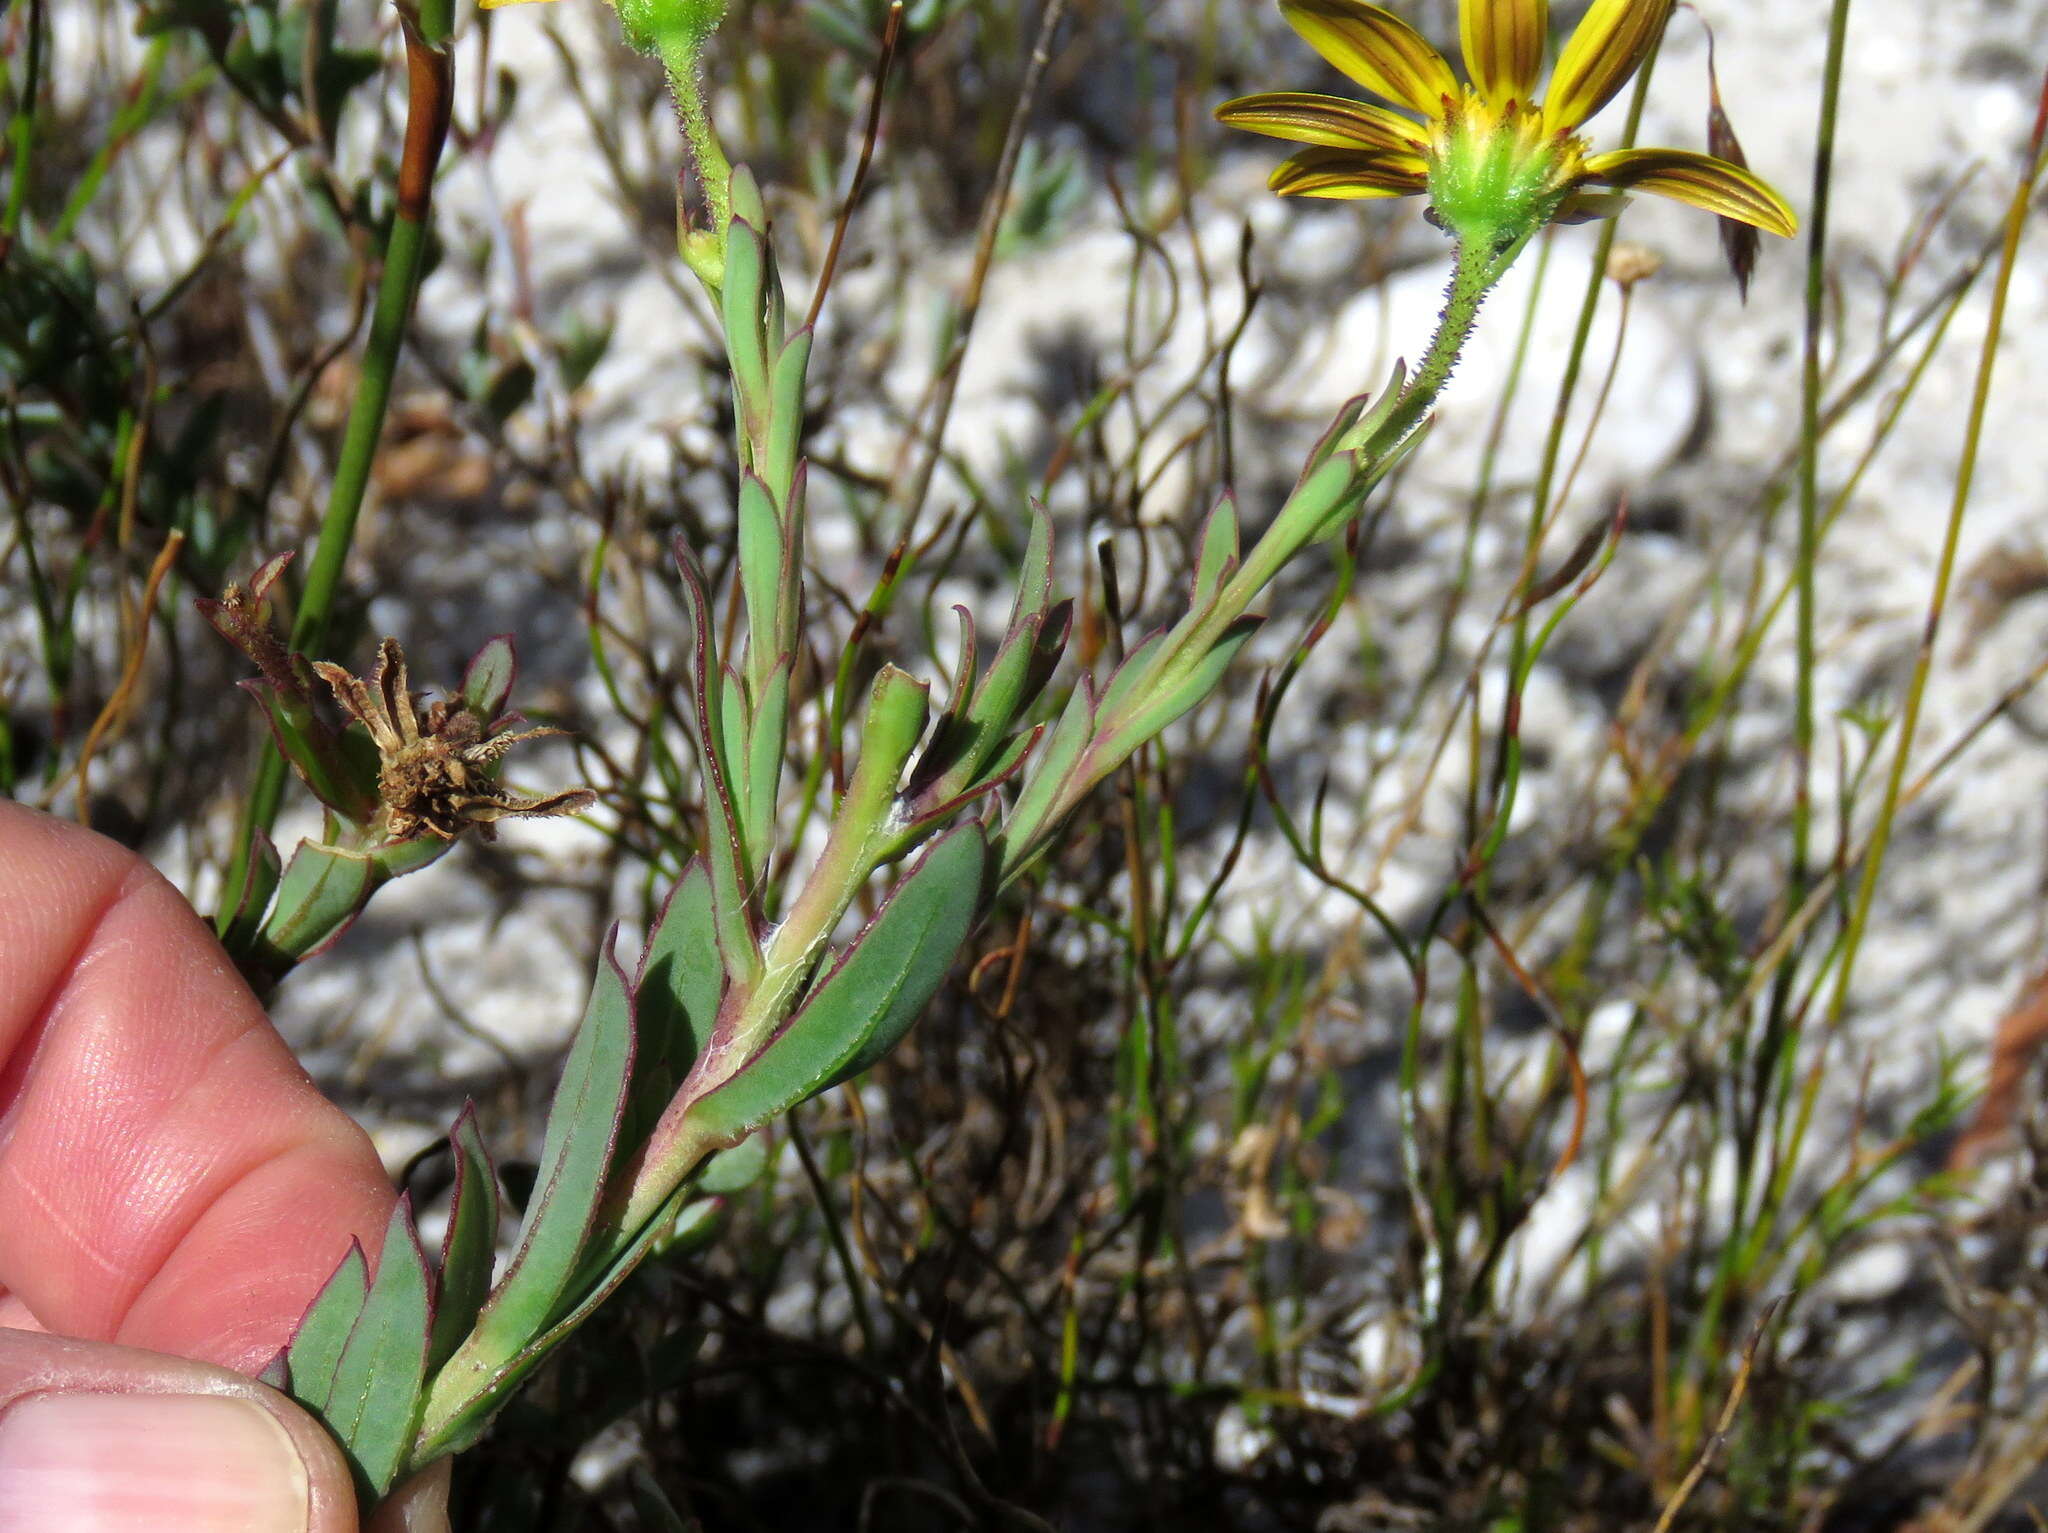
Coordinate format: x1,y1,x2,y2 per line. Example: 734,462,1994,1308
0,1328,448,1533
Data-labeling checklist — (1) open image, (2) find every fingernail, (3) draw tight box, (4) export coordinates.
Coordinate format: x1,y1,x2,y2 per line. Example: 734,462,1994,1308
0,1392,311,1533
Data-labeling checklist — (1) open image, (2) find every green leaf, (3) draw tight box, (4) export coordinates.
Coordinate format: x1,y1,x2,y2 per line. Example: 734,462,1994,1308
1012,501,1055,631
324,1200,433,1498
1315,430,1426,542
625,861,724,1158
416,1175,694,1460
225,830,282,937
728,163,769,235
997,674,1096,857
1118,616,1263,745
717,662,752,870
736,472,784,668
682,822,987,1145
841,665,930,829
720,220,770,410
287,1240,369,1414
242,679,379,826
1191,495,1240,608
429,1106,501,1372
697,1130,770,1194
470,944,636,1355
1095,631,1168,724
965,612,1037,736
766,329,812,498
461,635,517,719
366,833,455,884
673,546,759,982
1336,358,1407,459
745,659,790,866
259,841,375,960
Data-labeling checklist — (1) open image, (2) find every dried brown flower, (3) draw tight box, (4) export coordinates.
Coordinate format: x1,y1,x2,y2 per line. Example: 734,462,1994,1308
1605,240,1664,291
313,638,594,842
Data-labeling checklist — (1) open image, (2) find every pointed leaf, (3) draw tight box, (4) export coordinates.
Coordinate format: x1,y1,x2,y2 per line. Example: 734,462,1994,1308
260,841,376,962
324,1200,433,1498
998,675,1096,859
240,678,379,825
626,861,725,1158
720,219,770,410
683,823,988,1145
1191,496,1240,608
471,942,635,1353
1343,364,1410,459
287,1240,368,1414
737,473,784,666
227,830,282,935
416,1175,694,1460
1010,502,1057,636
745,659,790,867
460,635,517,720
1119,617,1263,745
945,604,979,720
673,544,759,981
766,329,813,499
429,1106,501,1371
841,665,931,830
1095,631,1169,724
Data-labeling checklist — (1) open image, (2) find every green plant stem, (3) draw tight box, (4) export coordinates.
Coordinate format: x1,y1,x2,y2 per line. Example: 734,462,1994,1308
999,232,1516,882
1488,50,1656,831
658,35,732,285
1788,0,1850,932
1821,101,2047,1049
1698,0,1854,1408
1342,233,1511,465
3,0,42,236
217,24,454,941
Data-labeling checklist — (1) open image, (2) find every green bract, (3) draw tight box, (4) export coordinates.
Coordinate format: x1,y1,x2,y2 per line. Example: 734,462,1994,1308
614,0,727,56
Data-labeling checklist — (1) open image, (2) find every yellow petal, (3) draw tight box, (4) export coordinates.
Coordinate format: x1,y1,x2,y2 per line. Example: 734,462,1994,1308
1545,0,1671,131
478,0,560,8
1461,0,1547,106
1280,0,1459,120
1269,146,1430,199
1215,92,1430,154
1581,147,1798,237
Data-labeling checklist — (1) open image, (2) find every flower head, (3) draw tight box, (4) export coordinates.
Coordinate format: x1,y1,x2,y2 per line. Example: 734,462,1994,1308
314,639,595,842
478,0,726,61
1218,0,1795,251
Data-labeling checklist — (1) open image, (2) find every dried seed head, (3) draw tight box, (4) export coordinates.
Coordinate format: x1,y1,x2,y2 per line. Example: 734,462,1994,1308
1702,24,1761,301
316,637,595,842
1605,240,1664,291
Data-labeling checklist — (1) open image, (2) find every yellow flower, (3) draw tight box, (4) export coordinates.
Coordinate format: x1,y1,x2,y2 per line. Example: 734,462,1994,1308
1217,0,1795,249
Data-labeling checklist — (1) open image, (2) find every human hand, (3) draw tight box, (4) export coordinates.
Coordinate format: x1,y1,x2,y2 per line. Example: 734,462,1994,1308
0,801,450,1531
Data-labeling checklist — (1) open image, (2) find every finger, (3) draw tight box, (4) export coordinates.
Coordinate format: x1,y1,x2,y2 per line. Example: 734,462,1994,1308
0,803,395,1371
0,1327,359,1532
